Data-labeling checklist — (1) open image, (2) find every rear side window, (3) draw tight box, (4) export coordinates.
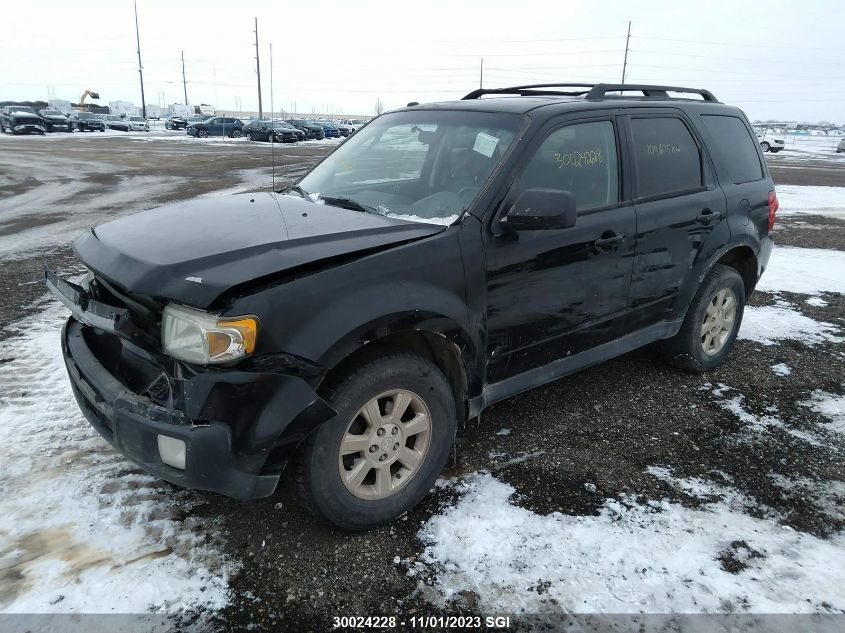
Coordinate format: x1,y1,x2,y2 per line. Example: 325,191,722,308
631,117,702,198
700,115,763,184
519,120,620,212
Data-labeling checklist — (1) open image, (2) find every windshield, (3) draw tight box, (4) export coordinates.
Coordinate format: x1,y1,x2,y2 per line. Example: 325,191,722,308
78,113,96,119
129,117,144,121
42,110,62,116
296,110,522,224
13,106,36,114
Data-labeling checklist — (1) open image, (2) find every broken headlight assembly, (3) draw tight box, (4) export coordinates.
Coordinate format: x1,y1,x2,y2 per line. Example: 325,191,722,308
161,304,258,365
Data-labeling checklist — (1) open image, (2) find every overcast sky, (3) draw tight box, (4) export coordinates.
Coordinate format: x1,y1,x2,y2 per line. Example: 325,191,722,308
2,0,842,122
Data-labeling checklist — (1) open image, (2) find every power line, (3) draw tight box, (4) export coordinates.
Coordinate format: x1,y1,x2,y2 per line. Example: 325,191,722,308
633,35,844,52
630,48,845,65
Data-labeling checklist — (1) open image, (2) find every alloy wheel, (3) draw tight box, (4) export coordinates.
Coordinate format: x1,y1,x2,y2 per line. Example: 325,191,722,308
701,288,737,355
337,389,432,500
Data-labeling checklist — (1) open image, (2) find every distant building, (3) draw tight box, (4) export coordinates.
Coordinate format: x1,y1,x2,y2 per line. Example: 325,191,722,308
109,101,138,117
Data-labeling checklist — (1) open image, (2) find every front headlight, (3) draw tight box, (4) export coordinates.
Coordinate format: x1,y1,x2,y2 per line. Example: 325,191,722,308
161,304,258,365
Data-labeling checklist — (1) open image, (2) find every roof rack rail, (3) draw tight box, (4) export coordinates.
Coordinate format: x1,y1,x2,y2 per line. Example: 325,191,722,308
462,83,595,100
462,82,719,103
585,83,719,102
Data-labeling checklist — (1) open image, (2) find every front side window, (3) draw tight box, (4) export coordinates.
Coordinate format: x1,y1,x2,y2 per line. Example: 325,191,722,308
630,117,702,198
297,110,523,224
518,120,619,212
700,115,764,184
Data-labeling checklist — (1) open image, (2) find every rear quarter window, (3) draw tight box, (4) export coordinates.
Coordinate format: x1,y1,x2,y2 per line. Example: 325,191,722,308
700,115,764,184
630,116,702,198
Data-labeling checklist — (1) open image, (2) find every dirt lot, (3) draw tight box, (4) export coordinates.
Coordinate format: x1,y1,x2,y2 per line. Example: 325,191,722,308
0,131,843,631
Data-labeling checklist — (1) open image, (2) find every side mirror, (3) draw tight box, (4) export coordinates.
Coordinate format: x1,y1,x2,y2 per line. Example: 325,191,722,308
500,188,577,232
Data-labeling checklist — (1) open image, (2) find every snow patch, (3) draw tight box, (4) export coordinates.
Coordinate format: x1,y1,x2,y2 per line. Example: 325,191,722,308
416,472,845,613
799,390,845,435
756,247,845,296
770,363,792,377
776,185,845,221
0,304,234,613
739,304,842,346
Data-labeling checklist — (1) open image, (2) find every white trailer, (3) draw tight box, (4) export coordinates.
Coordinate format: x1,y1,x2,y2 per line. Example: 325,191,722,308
168,103,192,118
47,99,73,115
109,101,137,117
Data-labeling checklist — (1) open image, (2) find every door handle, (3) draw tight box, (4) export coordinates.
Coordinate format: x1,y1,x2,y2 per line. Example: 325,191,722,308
594,232,625,249
696,209,721,224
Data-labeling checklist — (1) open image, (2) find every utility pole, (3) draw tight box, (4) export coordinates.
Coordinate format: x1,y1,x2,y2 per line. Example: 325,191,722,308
270,43,274,119
181,50,188,105
254,17,263,119
621,21,631,84
479,58,484,89
134,0,147,118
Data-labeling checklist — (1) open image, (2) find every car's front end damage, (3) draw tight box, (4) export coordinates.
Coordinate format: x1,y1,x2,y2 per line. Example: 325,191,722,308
46,268,336,499
10,113,46,134
45,191,448,499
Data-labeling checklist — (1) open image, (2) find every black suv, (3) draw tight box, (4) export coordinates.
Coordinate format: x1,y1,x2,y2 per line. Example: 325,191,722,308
0,105,46,134
68,111,106,132
47,83,776,530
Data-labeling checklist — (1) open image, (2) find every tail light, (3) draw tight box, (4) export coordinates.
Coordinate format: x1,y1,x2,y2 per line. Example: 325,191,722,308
768,190,779,233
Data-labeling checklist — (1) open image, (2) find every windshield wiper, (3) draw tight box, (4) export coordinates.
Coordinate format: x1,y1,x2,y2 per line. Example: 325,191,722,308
279,184,309,198
319,196,381,215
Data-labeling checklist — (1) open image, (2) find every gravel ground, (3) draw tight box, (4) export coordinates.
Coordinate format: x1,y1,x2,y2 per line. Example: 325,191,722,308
0,132,843,630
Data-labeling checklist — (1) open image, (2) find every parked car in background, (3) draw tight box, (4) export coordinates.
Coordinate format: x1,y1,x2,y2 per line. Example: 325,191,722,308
68,111,106,132
334,122,351,137
755,130,785,153
0,105,46,135
286,118,325,140
837,138,845,153
243,119,299,143
165,116,187,130
186,116,244,138
104,115,129,131
313,120,340,138
38,109,72,132
275,120,306,141
127,116,150,132
339,118,366,133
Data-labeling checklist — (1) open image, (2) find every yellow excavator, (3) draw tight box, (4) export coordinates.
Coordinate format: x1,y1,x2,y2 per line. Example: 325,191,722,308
75,90,100,111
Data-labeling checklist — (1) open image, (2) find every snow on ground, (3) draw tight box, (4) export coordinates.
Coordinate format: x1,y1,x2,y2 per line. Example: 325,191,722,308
739,303,842,346
770,363,792,377
776,185,845,221
799,390,845,435
756,246,845,295
769,134,845,162
0,304,233,613
414,469,845,613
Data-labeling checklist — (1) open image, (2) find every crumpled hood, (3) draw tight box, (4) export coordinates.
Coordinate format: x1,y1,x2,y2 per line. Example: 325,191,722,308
74,192,447,308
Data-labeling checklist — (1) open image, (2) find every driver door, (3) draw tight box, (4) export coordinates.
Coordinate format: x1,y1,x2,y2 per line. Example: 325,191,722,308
484,116,636,383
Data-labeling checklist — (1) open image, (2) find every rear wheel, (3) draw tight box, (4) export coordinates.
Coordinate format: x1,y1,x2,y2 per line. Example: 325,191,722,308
231,129,242,138
661,264,746,372
288,352,457,530
761,141,771,152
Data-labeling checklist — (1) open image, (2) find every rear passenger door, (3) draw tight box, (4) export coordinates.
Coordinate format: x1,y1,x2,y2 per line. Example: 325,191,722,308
624,112,727,327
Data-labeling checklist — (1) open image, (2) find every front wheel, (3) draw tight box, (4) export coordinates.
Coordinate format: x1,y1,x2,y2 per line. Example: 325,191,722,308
661,264,746,373
287,352,457,530
761,142,771,152
198,129,209,138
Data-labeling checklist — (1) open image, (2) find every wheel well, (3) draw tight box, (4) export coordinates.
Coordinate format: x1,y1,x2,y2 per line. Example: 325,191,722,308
717,246,757,297
318,331,469,423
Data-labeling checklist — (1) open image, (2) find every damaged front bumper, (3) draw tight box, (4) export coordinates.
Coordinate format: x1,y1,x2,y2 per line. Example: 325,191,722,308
46,268,336,500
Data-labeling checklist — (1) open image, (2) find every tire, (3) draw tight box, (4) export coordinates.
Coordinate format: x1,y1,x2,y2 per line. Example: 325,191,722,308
198,129,208,138
247,132,255,141
287,352,457,530
770,148,781,153
231,129,242,138
661,264,746,373
761,142,770,152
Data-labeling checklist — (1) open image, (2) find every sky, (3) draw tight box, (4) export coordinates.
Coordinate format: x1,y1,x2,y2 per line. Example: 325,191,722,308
1,0,843,122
